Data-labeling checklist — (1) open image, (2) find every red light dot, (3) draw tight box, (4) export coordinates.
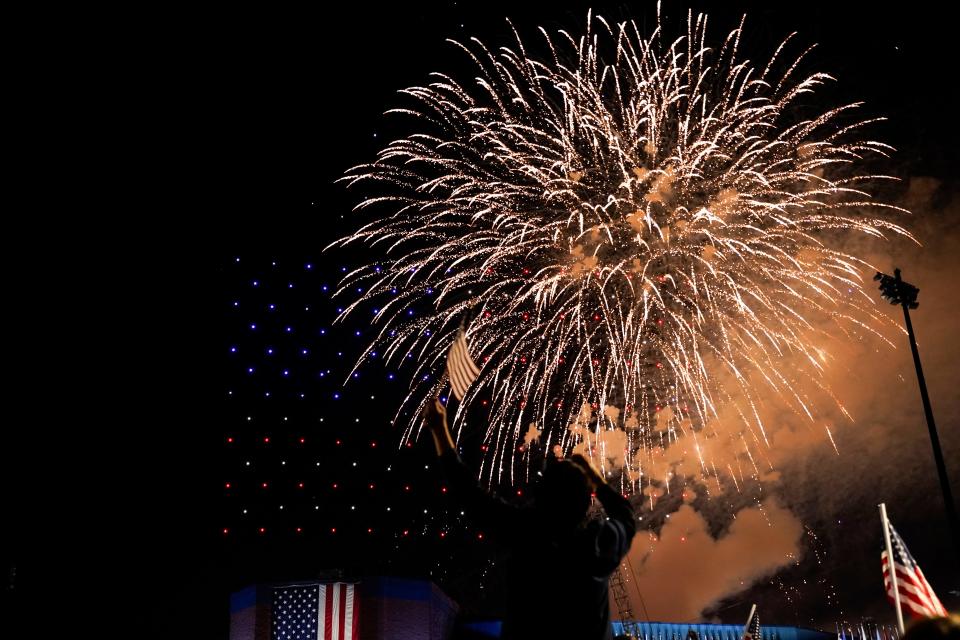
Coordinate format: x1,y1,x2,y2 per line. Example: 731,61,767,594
259,527,266,534
299,437,306,444
593,313,600,321
227,437,234,443
516,489,523,496
262,482,268,488
681,536,686,542
331,527,337,534
440,532,446,538
477,533,484,540
370,441,377,448
591,492,597,499
369,483,375,490
404,485,411,491
263,437,270,443
222,528,229,535
406,441,413,448
298,482,305,489
403,530,409,536
441,486,447,493
332,483,338,489
296,527,303,533
336,439,342,446
367,528,373,534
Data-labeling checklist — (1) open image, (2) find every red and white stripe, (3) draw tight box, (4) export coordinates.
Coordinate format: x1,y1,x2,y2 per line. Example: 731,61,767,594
882,550,947,618
446,327,480,401
317,583,359,640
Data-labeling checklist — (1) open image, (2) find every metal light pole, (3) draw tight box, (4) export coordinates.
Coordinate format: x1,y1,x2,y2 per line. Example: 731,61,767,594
874,268,960,557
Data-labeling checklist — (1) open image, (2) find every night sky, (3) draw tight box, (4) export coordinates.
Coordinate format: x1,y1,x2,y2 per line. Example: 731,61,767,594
7,2,958,638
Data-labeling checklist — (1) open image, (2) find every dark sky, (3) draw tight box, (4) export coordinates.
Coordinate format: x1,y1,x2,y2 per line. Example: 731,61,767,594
7,2,957,638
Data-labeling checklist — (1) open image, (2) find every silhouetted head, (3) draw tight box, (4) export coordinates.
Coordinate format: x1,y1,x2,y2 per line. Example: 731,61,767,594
534,459,592,531
903,616,960,640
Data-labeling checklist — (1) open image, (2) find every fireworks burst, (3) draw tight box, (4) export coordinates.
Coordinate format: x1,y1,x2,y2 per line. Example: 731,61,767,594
332,9,912,494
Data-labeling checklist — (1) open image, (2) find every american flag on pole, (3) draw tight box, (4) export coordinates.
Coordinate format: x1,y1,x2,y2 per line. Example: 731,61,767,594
271,583,359,640
742,604,761,640
881,521,947,619
446,326,480,401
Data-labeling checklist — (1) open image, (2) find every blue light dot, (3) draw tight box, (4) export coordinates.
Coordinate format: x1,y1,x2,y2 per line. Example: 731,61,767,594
407,310,414,316
353,373,360,379
371,352,377,358
320,329,326,335
320,372,325,378
422,375,429,381
373,309,379,315
425,330,431,336
300,393,306,398
337,352,343,357
235,257,241,263
268,304,275,310
391,288,397,295
283,370,290,376
334,393,340,399
272,261,277,266
267,348,274,355
285,326,293,333
288,283,294,289
341,267,347,272
426,288,433,294
302,349,309,355
388,373,394,380
265,392,271,397
322,285,329,292
230,346,237,353
355,330,361,336
375,267,381,273
250,323,257,330
233,301,239,307
252,280,259,287
248,367,255,374
306,264,313,270
356,287,363,293
441,396,448,403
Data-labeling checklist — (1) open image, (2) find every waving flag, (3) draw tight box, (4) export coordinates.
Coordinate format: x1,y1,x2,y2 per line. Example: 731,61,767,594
881,514,947,620
446,326,480,401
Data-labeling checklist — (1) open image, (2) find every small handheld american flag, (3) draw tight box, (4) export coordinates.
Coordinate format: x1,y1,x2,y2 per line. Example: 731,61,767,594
881,514,947,620
445,325,480,402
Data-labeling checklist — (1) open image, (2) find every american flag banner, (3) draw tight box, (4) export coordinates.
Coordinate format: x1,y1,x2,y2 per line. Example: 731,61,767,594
271,583,359,640
446,326,480,401
881,520,947,619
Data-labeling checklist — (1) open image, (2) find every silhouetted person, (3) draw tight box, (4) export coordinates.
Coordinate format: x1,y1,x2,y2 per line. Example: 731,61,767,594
424,398,637,640
902,616,960,640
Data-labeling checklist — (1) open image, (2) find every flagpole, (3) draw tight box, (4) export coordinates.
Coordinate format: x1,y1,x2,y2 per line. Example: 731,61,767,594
741,604,756,640
879,503,904,635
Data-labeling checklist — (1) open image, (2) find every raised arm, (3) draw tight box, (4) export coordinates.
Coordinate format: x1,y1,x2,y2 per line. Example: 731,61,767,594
423,398,519,539
569,454,637,576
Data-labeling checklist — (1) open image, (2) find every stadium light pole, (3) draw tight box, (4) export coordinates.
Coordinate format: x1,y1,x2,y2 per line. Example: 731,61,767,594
874,268,960,558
